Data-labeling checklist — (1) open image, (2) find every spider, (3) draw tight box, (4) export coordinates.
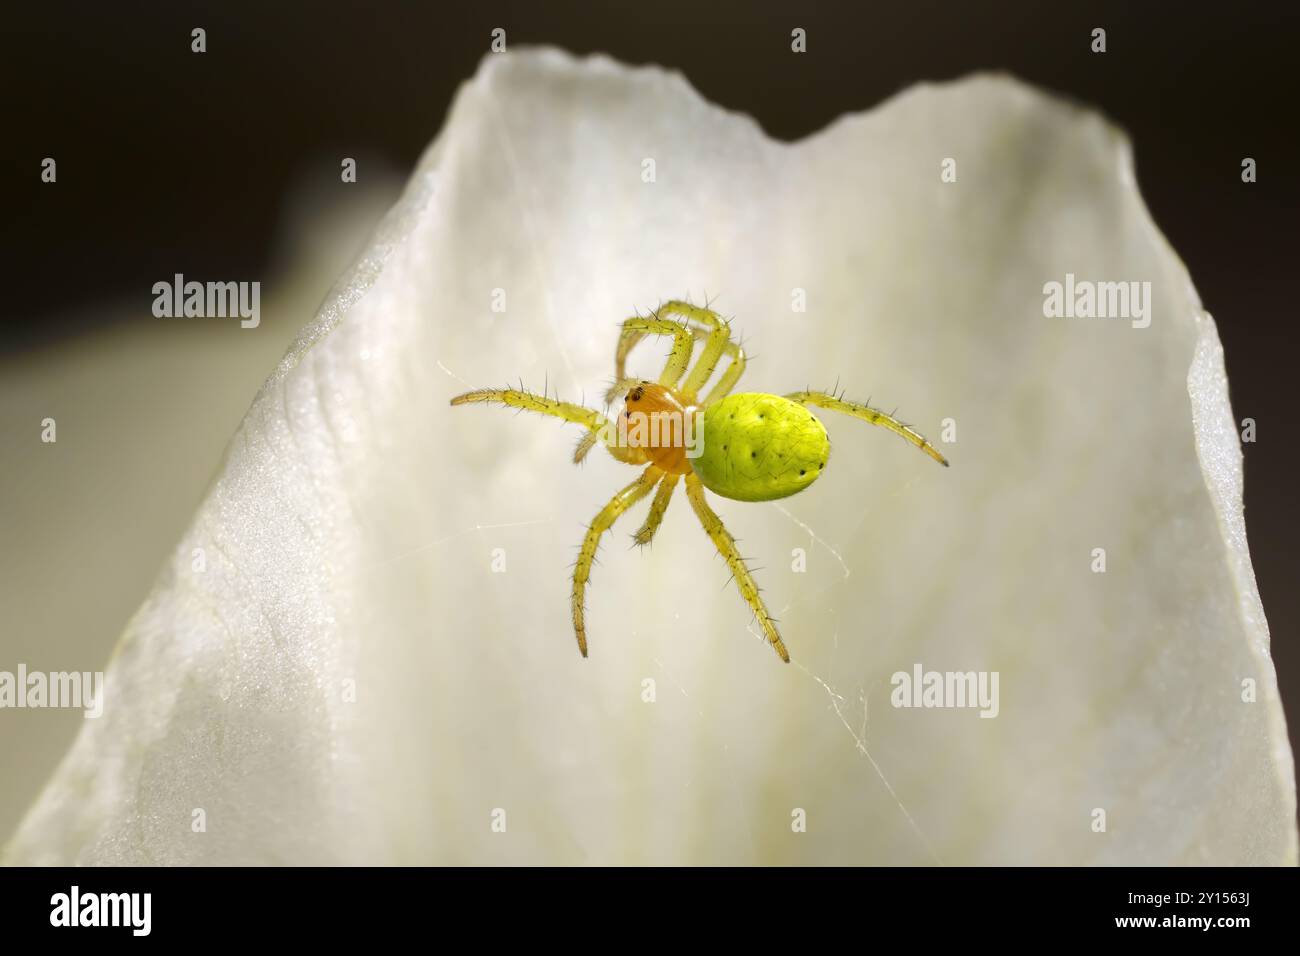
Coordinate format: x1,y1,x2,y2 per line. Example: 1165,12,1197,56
450,300,948,663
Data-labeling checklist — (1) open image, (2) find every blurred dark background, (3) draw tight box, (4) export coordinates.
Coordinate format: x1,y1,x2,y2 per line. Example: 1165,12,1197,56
2,0,1296,810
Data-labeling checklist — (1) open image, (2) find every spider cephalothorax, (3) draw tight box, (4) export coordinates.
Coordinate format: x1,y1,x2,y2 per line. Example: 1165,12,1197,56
451,300,947,663
616,381,696,475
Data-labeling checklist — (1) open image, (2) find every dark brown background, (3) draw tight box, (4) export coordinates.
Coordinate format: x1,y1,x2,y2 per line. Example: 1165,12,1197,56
3,0,1296,824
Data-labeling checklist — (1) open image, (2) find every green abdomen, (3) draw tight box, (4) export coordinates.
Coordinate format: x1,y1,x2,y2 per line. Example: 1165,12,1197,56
690,393,830,502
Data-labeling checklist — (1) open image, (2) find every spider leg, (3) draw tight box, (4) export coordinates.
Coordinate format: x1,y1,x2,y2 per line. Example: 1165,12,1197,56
784,391,949,467
450,387,636,464
661,301,734,401
632,471,680,546
683,473,790,662
571,429,599,465
694,325,746,405
602,376,644,410
609,301,747,405
606,316,695,403
572,466,661,657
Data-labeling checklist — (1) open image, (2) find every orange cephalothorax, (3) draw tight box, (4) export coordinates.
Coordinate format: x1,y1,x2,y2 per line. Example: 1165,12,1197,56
618,382,697,476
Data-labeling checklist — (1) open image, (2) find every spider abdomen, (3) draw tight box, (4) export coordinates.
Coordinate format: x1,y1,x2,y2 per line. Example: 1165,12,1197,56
691,393,830,502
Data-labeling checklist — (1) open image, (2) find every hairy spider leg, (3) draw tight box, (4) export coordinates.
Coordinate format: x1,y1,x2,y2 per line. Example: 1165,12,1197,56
633,471,681,546
606,302,747,406
605,317,695,404
784,391,950,467
695,326,746,406
571,428,600,465
684,472,790,662
572,466,662,656
657,301,747,403
670,305,732,402
449,388,637,464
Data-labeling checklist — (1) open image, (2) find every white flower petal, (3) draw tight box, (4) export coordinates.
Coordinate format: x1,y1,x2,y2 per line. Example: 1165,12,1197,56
6,49,1293,865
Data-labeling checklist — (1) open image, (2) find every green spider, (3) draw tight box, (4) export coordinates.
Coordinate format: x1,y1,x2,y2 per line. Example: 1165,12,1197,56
451,300,948,662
